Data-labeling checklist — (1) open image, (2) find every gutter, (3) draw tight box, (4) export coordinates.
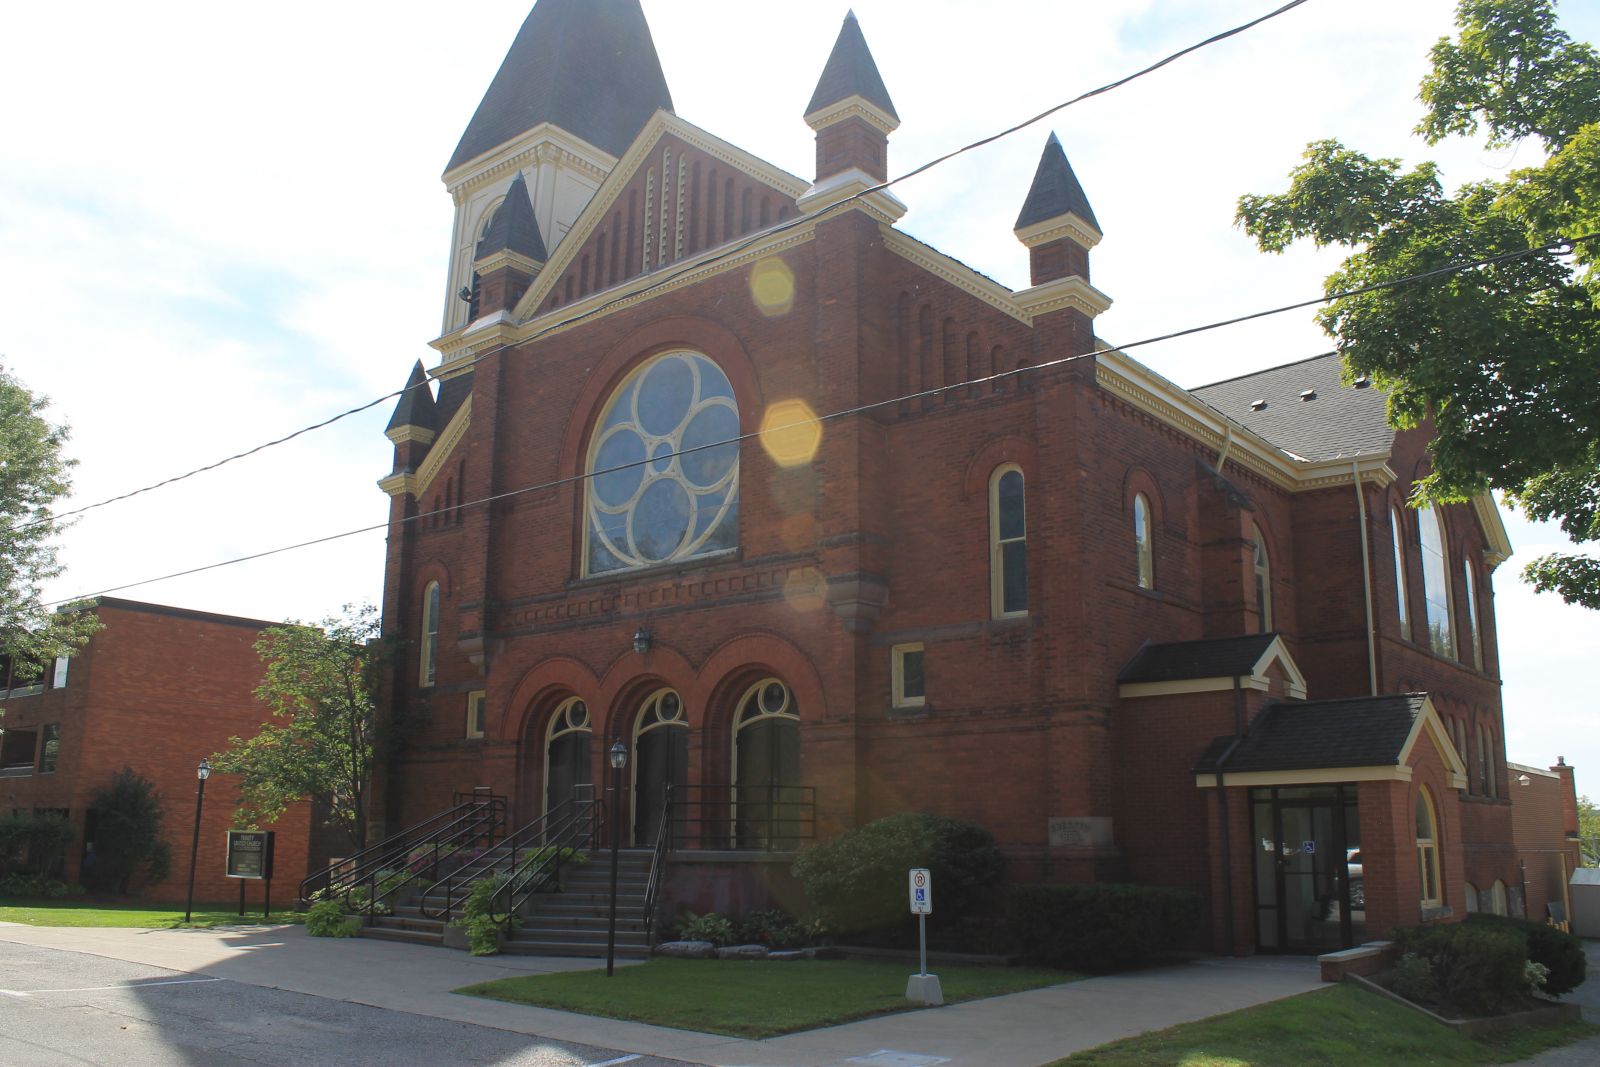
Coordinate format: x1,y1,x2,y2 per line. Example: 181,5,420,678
1214,674,1247,955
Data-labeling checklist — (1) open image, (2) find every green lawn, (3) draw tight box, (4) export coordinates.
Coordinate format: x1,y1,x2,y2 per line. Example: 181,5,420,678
457,957,1078,1037
1054,984,1598,1066
0,899,303,929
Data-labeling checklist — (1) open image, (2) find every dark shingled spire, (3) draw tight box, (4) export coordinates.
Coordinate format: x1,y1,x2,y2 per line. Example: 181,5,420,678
1015,133,1099,231
805,11,898,121
447,0,674,172
386,361,438,434
475,172,548,262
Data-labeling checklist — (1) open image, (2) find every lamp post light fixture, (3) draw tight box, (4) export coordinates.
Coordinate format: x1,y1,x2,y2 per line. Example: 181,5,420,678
183,758,212,923
631,626,652,655
606,738,628,977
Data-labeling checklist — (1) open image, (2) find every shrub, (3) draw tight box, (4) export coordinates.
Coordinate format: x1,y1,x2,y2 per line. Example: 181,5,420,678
305,900,357,938
91,768,171,893
1390,952,1438,1003
1465,913,1587,996
792,812,1005,935
673,911,737,946
457,875,511,956
1007,884,1200,973
0,873,73,898
0,811,75,879
735,908,813,949
1390,922,1528,1015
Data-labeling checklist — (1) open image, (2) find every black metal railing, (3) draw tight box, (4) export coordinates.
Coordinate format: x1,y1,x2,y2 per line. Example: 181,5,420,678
417,787,598,924
669,783,816,851
297,789,506,913
641,783,674,942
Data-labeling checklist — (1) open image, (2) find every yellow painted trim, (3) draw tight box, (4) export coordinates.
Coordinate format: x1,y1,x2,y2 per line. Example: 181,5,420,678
1120,677,1236,699
473,248,545,275
1118,635,1308,701
804,95,900,135
377,472,417,499
1473,492,1513,568
891,642,925,708
1014,212,1103,250
466,690,486,739
1196,765,1414,788
385,425,436,446
1395,694,1471,788
881,228,1033,325
415,396,472,500
1014,275,1113,319
510,111,808,323
989,464,1028,620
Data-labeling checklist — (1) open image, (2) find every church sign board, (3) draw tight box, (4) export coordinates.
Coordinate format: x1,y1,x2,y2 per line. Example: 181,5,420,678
225,830,275,880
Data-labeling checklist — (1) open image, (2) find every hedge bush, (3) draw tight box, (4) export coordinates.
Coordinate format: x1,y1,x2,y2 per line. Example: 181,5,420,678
1389,922,1529,1014
305,900,358,938
1465,913,1587,996
1007,884,1199,973
791,812,1004,935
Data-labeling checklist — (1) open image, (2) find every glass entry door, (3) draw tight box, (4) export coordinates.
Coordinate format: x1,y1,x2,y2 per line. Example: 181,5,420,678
1251,785,1363,953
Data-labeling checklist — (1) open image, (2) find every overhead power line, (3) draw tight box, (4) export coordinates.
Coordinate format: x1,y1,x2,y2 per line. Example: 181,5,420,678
46,230,1596,607
14,0,1316,537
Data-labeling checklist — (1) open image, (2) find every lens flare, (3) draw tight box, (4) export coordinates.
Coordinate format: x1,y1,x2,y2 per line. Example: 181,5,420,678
783,567,826,613
759,398,822,468
749,257,795,317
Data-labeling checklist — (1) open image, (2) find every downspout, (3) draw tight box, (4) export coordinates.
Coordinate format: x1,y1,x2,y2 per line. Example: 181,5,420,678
1214,674,1246,955
1216,426,1235,474
1353,460,1378,696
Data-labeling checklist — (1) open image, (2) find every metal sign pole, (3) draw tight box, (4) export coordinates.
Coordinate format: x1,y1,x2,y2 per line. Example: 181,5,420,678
919,912,927,977
905,867,943,1006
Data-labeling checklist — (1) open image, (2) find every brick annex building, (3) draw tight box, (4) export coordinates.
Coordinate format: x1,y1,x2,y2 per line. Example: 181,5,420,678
376,0,1559,954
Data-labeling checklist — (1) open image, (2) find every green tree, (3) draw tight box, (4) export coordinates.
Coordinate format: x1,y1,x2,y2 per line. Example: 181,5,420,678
1579,793,1599,866
1237,0,1600,606
91,768,171,894
0,364,99,683
212,605,386,851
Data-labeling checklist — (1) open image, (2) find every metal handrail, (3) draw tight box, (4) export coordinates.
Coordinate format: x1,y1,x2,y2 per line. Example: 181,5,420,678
641,782,674,943
669,783,817,850
493,798,600,924
297,793,505,908
417,787,595,922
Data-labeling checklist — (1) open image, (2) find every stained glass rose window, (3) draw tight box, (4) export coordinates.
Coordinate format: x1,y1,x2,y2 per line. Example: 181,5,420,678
586,351,739,574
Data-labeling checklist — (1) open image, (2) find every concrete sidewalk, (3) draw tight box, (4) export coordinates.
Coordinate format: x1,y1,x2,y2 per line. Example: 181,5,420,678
0,922,1323,1067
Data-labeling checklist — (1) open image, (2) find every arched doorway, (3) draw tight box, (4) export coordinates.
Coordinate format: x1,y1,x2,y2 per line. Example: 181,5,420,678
545,697,592,816
632,688,688,845
732,678,800,849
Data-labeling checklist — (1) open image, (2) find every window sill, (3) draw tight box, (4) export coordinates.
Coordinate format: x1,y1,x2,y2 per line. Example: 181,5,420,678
0,766,35,778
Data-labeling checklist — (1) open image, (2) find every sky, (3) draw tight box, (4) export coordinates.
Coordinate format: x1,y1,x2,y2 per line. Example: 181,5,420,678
0,1,1595,778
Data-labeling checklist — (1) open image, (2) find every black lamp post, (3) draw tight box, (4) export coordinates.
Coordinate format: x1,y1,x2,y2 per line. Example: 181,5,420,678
606,738,628,977
183,758,212,923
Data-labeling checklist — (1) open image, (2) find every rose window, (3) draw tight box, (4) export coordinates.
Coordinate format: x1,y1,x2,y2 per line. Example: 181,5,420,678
586,351,739,574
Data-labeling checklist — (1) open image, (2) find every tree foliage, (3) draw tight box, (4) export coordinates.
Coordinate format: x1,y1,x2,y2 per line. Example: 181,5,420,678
91,768,171,894
1580,793,1599,866
0,364,99,680
1237,0,1600,607
212,605,385,851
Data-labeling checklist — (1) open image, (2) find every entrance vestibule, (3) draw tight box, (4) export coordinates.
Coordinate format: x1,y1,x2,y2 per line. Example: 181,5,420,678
1250,784,1364,952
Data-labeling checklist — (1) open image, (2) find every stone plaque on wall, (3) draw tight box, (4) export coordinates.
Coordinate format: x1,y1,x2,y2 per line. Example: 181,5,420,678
1048,816,1113,848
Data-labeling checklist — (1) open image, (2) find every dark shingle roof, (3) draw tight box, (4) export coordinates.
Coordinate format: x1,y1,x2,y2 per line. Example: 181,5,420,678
1190,353,1394,462
1194,693,1428,774
1015,133,1099,232
435,370,474,429
475,172,548,262
1118,634,1279,684
805,11,898,121
447,0,673,173
386,361,437,434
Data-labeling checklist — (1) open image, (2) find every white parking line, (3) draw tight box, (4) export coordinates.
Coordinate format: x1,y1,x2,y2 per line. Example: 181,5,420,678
583,1057,640,1067
0,977,223,997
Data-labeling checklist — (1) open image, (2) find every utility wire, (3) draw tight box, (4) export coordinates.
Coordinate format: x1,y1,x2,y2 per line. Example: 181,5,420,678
13,0,1317,537
45,229,1596,607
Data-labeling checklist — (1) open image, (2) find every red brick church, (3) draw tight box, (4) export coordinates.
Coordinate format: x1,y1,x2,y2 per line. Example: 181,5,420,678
375,0,1533,954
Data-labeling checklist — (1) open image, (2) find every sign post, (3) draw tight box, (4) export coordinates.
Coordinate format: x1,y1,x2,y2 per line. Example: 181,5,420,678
225,830,275,919
905,868,943,1006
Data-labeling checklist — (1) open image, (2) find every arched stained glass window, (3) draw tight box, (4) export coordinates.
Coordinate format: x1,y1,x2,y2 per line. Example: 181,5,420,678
419,582,440,688
1134,493,1154,590
585,352,739,575
991,467,1027,617
1462,560,1482,670
1418,504,1454,658
1392,507,1410,638
1416,788,1441,909
1253,525,1272,633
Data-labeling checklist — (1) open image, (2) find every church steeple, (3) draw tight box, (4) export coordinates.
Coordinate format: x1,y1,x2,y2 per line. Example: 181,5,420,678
447,0,674,173
804,11,899,185
1014,133,1102,287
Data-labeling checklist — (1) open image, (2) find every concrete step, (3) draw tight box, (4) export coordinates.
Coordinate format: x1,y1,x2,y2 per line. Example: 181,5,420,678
501,938,649,959
359,924,444,947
